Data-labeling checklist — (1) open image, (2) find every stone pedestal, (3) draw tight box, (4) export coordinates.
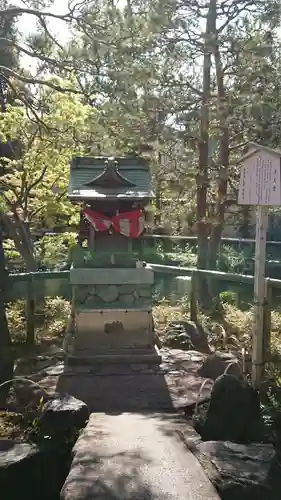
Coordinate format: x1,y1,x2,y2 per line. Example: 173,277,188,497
64,267,161,365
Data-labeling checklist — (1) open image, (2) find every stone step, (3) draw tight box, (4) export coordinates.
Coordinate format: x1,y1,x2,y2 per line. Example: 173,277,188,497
67,347,162,365
61,413,220,500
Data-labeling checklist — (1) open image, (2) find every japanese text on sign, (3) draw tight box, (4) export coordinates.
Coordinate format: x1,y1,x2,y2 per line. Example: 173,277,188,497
238,152,281,206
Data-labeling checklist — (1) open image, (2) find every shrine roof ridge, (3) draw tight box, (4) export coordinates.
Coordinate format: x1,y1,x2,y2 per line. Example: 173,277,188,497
71,156,150,169
68,154,154,201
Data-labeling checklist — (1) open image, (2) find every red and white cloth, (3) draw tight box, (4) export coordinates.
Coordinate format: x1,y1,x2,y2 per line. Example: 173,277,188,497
83,207,145,238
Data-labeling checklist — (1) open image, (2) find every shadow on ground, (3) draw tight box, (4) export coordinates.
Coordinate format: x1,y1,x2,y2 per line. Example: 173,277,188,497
56,371,175,413
15,348,213,413
62,448,171,500
24,348,214,413
60,412,216,500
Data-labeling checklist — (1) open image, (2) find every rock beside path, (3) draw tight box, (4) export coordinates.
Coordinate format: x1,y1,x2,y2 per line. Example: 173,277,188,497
39,394,89,440
197,374,263,443
197,351,241,380
163,321,210,353
0,440,70,500
0,394,89,500
190,440,278,500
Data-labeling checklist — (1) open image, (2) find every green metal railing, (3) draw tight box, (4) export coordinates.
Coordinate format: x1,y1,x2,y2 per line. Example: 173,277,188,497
6,263,281,353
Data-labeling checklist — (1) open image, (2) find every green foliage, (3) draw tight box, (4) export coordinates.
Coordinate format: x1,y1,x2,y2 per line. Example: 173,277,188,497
7,296,70,343
141,244,167,264
260,384,281,443
219,290,237,305
34,233,77,270
3,239,21,261
141,242,197,267
168,245,197,267
142,243,247,273
0,87,97,229
1,1,281,287
217,246,248,274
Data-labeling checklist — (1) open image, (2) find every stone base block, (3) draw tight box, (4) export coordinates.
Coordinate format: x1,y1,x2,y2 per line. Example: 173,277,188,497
63,307,161,366
66,346,162,366
74,308,153,351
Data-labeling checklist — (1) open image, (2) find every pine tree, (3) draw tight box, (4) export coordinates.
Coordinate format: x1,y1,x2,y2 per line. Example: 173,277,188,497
0,0,19,396
0,0,19,111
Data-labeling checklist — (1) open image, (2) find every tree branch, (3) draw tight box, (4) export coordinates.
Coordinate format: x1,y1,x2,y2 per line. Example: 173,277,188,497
0,6,73,22
0,66,85,94
0,38,73,72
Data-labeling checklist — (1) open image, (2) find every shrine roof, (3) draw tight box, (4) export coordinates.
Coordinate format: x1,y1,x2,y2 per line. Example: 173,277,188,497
68,156,155,201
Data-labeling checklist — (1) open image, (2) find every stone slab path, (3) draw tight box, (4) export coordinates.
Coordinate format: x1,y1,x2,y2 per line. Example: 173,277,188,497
35,348,215,412
14,347,239,499
61,413,220,500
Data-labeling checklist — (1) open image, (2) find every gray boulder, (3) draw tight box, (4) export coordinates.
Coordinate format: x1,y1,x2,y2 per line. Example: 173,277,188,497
190,440,278,500
39,393,89,440
0,440,70,500
197,351,242,380
163,321,210,353
196,374,263,443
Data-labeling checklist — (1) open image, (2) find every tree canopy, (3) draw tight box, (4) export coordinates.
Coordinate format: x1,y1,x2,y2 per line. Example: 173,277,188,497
1,0,281,271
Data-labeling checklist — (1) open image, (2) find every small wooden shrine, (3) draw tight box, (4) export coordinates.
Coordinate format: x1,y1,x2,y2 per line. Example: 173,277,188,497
64,155,161,364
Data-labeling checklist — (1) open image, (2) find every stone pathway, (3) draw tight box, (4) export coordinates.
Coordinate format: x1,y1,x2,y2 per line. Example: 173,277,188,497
36,348,215,412
10,347,279,500
61,413,220,500
16,347,243,500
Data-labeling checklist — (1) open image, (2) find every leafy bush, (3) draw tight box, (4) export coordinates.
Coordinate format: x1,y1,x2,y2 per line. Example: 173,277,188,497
217,245,247,273
7,297,70,344
143,242,246,271
34,233,77,270
141,243,167,263
142,242,197,267
169,244,197,266
219,290,236,305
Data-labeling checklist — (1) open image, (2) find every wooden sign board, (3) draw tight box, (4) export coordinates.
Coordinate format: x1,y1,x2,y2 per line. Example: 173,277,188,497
237,142,281,386
238,146,281,206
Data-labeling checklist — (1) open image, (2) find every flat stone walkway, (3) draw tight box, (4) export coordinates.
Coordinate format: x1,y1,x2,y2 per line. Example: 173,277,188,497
36,349,214,412
61,413,220,500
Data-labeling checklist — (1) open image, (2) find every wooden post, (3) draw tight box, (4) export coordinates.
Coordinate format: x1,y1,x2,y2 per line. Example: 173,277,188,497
263,277,272,362
26,278,35,346
252,206,268,386
190,270,198,322
235,286,241,308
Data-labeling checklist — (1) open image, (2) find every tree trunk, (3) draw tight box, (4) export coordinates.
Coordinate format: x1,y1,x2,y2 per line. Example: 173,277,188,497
0,224,13,407
2,211,38,271
207,0,229,308
154,176,162,226
208,53,229,270
196,0,216,308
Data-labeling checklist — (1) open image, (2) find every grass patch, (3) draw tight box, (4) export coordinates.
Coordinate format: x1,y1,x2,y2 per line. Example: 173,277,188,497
7,298,70,346
154,297,281,357
153,298,190,336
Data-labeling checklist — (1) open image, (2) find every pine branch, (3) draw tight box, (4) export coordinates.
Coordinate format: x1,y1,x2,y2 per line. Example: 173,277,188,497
0,66,85,94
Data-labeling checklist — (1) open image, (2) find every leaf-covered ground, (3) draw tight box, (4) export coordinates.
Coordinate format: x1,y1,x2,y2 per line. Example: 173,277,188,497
0,411,30,441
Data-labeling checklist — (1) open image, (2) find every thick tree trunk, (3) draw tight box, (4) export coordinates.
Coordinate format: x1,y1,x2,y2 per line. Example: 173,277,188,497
0,224,13,407
208,0,229,306
196,0,216,308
